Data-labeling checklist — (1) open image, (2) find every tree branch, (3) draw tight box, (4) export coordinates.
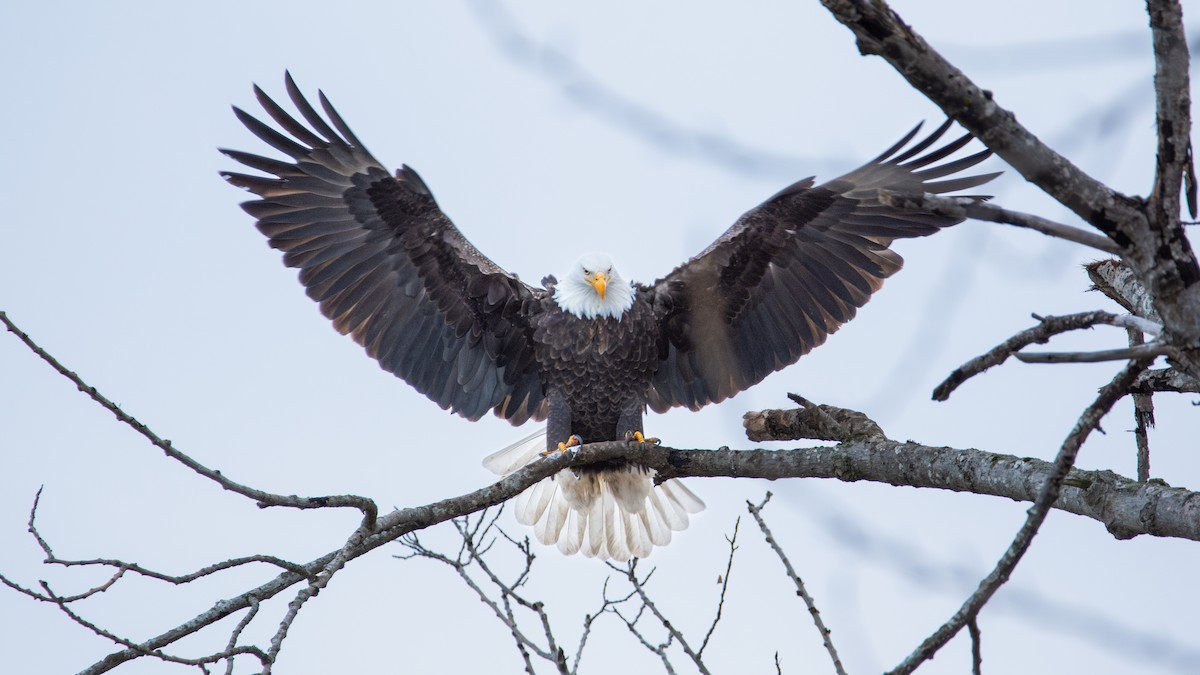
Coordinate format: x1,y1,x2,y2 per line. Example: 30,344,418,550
1086,259,1163,322
818,0,1200,366
1014,341,1173,364
887,357,1154,674
968,618,983,675
933,311,1148,399
743,393,884,442
8,299,1198,670
1148,0,1193,226
878,191,1122,254
608,561,711,675
816,0,1143,241
398,512,570,672
78,449,582,673
0,311,378,528
697,519,739,659
747,494,847,675
61,424,1200,671
45,410,1193,673
1128,366,1200,394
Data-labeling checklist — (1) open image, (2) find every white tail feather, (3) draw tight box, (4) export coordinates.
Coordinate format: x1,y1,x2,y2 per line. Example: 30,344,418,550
483,428,706,561
482,428,547,475
514,478,553,526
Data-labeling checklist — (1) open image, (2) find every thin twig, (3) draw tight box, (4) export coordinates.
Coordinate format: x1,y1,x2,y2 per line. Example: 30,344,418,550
746,494,848,675
878,191,1122,254
574,593,608,673
697,518,739,658
611,560,711,675
399,512,570,672
888,358,1154,674
224,597,261,675
264,522,372,673
40,581,269,669
610,598,679,675
0,311,378,528
934,311,1150,399
458,516,570,675
1014,341,1172,364
968,617,983,675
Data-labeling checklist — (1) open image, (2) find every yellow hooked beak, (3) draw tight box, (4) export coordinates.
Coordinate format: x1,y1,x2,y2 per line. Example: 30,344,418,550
588,271,608,301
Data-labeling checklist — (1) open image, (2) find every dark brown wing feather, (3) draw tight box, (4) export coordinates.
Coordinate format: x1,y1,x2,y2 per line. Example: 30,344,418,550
644,121,1000,412
221,73,546,424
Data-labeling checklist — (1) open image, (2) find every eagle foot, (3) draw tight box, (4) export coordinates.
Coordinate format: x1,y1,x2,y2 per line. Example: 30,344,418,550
541,435,584,458
624,431,660,446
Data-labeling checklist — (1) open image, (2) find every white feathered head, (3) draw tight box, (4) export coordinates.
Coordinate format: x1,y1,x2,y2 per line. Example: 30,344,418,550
553,252,636,319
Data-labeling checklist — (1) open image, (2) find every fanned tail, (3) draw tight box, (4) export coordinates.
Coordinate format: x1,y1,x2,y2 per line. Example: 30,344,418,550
481,429,705,561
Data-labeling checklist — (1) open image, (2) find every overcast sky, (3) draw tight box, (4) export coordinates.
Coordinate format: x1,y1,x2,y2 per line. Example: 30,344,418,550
2,1,1197,673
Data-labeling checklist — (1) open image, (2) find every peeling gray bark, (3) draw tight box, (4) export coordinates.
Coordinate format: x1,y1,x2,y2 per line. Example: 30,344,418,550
80,431,1200,672
637,441,1200,543
819,0,1200,379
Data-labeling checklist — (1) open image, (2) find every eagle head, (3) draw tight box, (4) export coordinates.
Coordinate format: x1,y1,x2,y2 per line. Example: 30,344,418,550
553,252,636,320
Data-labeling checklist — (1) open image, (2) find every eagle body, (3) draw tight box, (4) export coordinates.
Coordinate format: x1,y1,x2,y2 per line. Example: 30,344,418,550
534,288,660,448
223,73,998,561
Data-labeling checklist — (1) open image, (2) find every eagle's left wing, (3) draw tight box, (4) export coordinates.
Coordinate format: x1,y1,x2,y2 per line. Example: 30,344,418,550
644,121,999,412
221,74,547,425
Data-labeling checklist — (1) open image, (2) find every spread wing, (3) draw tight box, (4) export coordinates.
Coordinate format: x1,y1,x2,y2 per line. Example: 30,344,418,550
645,121,1000,412
221,73,546,424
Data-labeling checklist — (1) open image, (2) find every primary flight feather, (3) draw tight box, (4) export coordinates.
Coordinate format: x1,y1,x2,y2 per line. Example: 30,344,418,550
222,73,998,561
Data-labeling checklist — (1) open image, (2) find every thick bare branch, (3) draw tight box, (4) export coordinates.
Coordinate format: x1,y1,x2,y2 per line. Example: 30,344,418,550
818,0,1200,360
642,439,1199,542
743,395,884,442
1148,0,1193,226
817,0,1142,240
1129,366,1200,394
14,403,1195,673
9,306,1198,670
1087,259,1163,322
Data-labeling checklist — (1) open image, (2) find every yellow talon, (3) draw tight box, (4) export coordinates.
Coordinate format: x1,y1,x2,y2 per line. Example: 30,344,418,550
541,434,583,457
625,431,660,445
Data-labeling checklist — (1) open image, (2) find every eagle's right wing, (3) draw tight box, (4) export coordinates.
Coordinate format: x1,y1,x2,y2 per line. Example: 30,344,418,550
645,121,1000,412
222,73,545,424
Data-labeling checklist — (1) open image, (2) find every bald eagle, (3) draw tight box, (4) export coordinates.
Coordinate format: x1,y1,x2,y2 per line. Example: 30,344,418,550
222,74,998,561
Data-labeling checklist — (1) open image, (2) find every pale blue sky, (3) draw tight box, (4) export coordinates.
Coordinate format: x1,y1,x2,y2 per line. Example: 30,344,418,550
1,1,1196,673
